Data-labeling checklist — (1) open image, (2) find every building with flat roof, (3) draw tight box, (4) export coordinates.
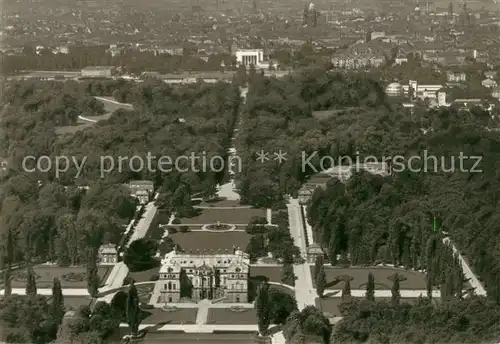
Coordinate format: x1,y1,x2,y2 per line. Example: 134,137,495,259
156,246,250,303
81,66,114,78
235,49,269,69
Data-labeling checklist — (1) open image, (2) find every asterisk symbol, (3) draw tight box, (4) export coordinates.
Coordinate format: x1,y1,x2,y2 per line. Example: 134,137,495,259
256,150,269,163
273,150,287,163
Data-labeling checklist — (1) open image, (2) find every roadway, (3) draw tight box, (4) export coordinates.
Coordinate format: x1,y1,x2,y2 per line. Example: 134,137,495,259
287,198,315,310
112,331,258,344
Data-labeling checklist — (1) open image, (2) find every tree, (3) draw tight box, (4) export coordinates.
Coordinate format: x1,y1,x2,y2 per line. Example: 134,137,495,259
87,252,100,298
282,306,332,344
281,263,295,286
0,294,59,343
391,273,401,306
426,273,433,300
341,279,351,300
26,266,37,296
3,269,12,297
52,277,65,324
269,289,298,325
179,268,193,299
110,290,128,321
366,272,375,301
314,255,324,280
316,265,327,298
123,238,159,272
255,282,271,336
126,281,141,336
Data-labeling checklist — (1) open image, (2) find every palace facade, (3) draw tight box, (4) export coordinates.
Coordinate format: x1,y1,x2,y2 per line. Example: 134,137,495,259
157,246,250,303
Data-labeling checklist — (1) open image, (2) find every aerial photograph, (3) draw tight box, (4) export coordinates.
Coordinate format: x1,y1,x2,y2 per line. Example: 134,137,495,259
0,0,500,343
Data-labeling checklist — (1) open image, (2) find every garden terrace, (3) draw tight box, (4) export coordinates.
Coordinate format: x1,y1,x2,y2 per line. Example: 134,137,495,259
128,267,161,283
206,308,257,325
310,266,427,290
178,208,266,225
10,266,112,289
141,308,198,324
249,266,282,284
111,330,258,343
169,231,251,251
194,199,246,208
60,296,94,311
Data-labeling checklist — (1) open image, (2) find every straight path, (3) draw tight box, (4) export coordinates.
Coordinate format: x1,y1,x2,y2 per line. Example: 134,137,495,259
117,332,258,344
266,208,272,225
0,288,90,296
195,300,210,324
287,198,315,310
102,197,158,292
442,236,486,296
119,324,258,332
323,289,441,298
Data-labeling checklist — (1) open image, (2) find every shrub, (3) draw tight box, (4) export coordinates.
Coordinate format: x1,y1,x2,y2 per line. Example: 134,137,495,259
123,276,134,286
141,303,154,309
180,225,190,233
167,226,177,234
150,274,159,281
172,218,181,224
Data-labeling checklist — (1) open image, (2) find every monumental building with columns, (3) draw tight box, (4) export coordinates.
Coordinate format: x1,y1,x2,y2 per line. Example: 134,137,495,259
157,246,250,303
235,49,270,69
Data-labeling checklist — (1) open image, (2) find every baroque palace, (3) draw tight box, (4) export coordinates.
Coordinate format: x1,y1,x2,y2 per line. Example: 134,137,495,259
157,246,250,303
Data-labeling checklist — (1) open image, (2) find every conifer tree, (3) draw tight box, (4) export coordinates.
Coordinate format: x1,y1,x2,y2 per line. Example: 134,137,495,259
87,251,99,297
341,279,351,300
313,255,324,280
52,277,65,323
3,269,12,297
26,266,37,296
391,273,400,306
366,272,375,301
126,281,141,336
255,282,271,336
316,266,326,298
426,272,433,300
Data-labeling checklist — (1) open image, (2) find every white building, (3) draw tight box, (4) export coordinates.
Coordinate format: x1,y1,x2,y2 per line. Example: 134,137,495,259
492,87,500,100
156,246,250,303
235,49,269,69
98,244,118,264
482,78,498,89
403,80,443,101
81,66,114,78
385,82,403,97
127,180,154,204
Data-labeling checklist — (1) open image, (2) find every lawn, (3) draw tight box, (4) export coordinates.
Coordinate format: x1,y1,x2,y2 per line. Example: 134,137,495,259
170,231,251,251
249,266,282,283
10,266,112,289
55,97,132,135
310,266,427,290
196,199,245,207
137,284,155,304
63,296,94,310
207,308,257,325
179,208,266,225
129,267,160,283
142,308,198,324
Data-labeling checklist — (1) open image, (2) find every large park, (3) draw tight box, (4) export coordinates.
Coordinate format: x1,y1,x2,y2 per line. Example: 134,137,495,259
1,68,500,344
